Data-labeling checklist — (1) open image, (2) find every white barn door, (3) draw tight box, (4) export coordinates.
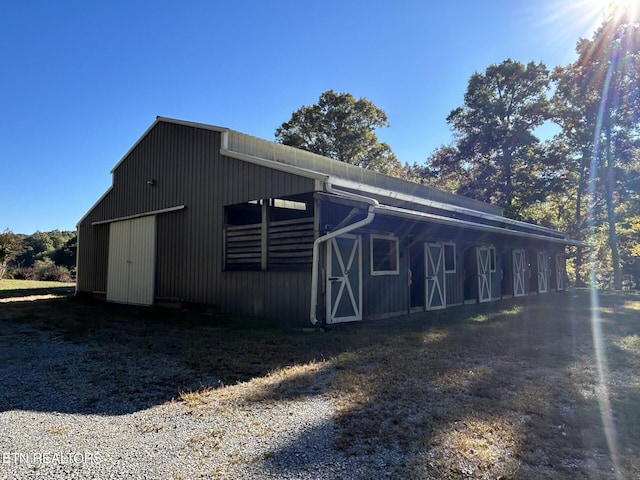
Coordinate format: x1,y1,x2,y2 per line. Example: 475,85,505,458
326,235,362,323
513,249,526,297
425,243,446,310
477,247,492,303
537,251,549,294
107,216,156,306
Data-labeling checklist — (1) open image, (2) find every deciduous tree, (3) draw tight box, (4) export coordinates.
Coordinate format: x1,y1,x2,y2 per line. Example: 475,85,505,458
275,90,403,176
553,5,640,289
446,59,552,218
0,230,24,279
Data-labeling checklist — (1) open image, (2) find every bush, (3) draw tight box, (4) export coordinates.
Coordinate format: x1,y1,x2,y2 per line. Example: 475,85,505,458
12,267,39,280
41,265,73,283
33,258,72,282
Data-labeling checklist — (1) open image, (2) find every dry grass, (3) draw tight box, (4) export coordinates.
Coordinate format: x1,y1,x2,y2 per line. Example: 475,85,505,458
47,426,69,435
1,286,639,478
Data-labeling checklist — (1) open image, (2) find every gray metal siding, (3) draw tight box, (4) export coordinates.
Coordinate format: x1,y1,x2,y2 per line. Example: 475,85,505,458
361,234,408,319
77,121,316,324
446,271,464,306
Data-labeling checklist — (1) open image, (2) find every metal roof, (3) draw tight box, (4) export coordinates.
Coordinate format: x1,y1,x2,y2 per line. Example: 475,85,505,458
89,117,588,247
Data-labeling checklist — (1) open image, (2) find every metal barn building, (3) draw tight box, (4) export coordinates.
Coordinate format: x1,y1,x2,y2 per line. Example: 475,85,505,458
76,117,585,326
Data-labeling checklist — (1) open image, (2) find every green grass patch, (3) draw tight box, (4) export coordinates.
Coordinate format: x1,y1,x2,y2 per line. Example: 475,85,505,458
0,278,75,290
0,279,75,302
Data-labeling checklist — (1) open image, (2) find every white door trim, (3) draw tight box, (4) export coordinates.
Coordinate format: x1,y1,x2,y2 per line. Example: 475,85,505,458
425,243,446,310
477,246,492,303
513,249,526,297
537,251,549,294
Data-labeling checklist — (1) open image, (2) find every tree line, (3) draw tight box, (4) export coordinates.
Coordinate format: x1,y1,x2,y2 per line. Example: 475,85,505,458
0,230,75,282
276,6,640,290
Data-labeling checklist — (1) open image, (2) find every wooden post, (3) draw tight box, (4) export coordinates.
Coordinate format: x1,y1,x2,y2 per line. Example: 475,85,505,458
261,200,269,271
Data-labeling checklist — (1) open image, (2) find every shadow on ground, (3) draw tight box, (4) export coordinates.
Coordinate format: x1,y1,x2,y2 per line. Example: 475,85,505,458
0,286,75,299
1,290,639,478
257,291,640,479
0,295,228,415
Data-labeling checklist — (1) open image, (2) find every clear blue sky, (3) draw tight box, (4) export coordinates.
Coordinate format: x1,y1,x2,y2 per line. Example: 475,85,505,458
1,0,607,234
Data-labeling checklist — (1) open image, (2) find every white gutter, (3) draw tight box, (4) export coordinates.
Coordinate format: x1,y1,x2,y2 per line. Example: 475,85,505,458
309,182,379,325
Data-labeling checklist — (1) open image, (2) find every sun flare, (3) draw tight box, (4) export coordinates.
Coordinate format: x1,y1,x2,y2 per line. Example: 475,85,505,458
556,0,640,42
600,0,640,20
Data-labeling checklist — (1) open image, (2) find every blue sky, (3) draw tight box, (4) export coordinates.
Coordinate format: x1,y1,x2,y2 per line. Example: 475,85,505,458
1,0,606,234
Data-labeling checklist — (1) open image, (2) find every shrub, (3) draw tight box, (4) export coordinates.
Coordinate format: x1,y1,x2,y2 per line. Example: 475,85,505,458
33,258,72,282
41,265,73,283
12,267,39,280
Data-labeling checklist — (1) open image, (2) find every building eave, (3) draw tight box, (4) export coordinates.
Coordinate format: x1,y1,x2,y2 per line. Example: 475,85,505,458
375,204,590,247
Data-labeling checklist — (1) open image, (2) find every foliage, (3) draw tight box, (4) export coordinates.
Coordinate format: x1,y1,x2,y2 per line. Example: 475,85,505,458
33,257,73,282
0,230,24,280
12,267,39,281
3,230,75,282
405,144,467,193
551,6,640,289
444,59,552,218
14,230,76,270
405,6,640,290
275,90,403,176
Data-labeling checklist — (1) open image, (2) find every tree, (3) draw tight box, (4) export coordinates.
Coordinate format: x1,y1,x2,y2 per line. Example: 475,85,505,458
551,58,600,286
15,230,76,268
445,59,552,218
552,5,640,289
0,230,24,279
275,90,403,175
404,144,467,193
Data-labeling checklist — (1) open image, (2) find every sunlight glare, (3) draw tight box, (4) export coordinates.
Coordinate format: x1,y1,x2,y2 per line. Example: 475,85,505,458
545,0,640,43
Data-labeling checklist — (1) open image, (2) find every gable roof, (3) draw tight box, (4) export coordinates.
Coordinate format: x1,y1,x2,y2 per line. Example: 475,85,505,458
83,116,588,247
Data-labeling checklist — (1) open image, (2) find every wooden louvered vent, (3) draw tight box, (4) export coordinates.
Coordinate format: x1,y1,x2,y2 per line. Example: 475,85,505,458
267,217,315,269
224,195,315,271
224,222,262,270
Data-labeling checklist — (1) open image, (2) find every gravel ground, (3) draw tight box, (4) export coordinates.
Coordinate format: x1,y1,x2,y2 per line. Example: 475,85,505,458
0,319,399,480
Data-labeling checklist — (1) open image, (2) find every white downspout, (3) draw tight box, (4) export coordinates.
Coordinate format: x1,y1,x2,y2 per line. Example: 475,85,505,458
310,182,379,325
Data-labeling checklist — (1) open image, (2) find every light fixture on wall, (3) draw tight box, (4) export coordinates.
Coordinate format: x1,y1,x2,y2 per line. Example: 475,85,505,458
147,179,156,186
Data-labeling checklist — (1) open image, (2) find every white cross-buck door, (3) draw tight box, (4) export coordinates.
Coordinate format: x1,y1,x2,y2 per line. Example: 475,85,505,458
326,235,362,323
107,216,156,306
537,251,549,293
513,249,526,297
477,246,492,303
555,253,565,291
425,243,446,310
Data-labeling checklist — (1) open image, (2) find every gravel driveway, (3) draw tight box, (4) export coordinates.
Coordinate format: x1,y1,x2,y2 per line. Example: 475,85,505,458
0,313,397,479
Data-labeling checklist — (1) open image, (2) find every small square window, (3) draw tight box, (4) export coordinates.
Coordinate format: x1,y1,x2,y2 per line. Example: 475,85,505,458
370,234,399,275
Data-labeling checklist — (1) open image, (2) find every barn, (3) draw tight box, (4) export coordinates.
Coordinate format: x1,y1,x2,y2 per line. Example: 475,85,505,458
76,117,586,326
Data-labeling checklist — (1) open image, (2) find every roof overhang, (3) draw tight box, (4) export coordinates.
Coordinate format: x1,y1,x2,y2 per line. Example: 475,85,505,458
328,179,566,240
375,204,591,247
